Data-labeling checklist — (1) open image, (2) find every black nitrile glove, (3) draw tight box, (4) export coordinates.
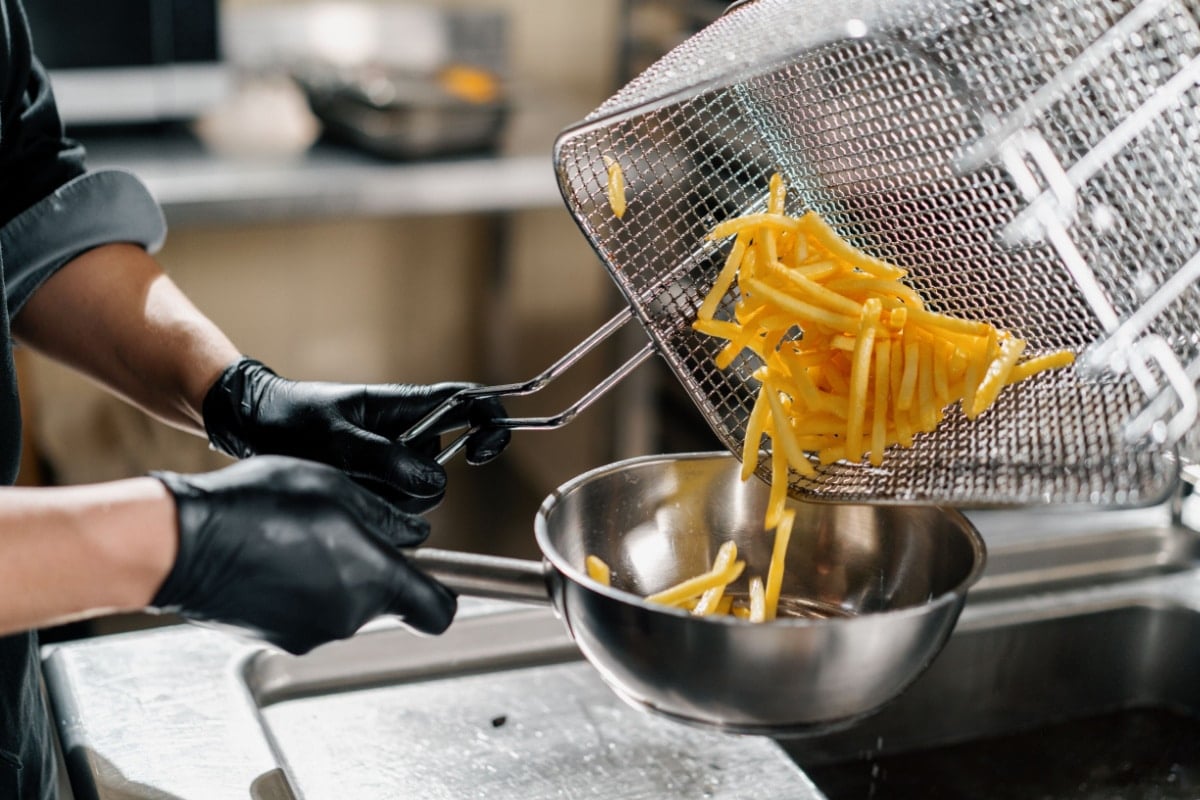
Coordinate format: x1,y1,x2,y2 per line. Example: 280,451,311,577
151,456,455,655
202,358,510,513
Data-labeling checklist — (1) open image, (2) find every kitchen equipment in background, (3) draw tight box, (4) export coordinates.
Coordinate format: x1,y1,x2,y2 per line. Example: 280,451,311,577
409,452,986,735
293,62,507,160
222,2,509,160
548,0,1200,506
26,0,230,126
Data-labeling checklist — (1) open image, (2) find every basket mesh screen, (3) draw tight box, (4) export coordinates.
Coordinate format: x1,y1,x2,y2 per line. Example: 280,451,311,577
553,0,1200,505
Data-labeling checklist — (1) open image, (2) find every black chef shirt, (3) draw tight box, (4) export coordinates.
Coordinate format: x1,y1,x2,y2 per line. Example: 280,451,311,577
0,2,165,796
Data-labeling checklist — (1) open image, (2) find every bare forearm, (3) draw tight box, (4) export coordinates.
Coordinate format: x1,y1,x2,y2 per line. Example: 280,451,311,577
11,243,241,434
0,478,177,635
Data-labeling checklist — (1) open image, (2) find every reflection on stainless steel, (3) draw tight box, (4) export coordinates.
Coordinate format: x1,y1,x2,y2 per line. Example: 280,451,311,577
804,708,1200,799
781,501,1200,798
738,594,855,620
407,453,984,734
44,602,820,800
45,625,282,799
259,659,812,800
524,452,986,735
786,578,1200,792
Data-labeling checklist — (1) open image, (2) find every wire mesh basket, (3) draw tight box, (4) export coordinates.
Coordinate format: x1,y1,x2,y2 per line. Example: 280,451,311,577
552,0,1200,506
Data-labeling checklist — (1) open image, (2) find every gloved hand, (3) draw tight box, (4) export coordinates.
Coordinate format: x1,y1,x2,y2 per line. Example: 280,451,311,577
151,456,455,655
201,357,510,512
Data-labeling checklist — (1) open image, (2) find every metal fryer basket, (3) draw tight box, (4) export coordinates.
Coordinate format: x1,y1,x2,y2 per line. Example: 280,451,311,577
551,0,1200,506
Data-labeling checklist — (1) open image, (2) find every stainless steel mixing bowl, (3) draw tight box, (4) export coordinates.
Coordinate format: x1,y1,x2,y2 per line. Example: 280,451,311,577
413,451,987,735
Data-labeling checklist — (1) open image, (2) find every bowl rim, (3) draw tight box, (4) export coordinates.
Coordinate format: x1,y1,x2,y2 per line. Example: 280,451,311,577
534,450,989,629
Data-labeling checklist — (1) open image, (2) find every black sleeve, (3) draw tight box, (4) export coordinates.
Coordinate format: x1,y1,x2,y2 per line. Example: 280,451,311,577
0,0,87,226
0,0,167,320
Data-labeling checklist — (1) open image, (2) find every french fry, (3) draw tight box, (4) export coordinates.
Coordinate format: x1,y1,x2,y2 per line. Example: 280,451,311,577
917,339,938,431
585,555,612,586
708,212,803,240
969,335,1026,419
846,298,882,459
770,266,864,318
766,382,815,478
698,232,751,321
1008,349,1076,383
748,576,767,623
870,338,892,466
603,155,627,219
764,435,790,531
763,509,795,621
743,277,861,332
692,542,739,616
908,305,993,338
740,385,771,481
768,172,787,214
897,335,920,411
646,557,746,607
796,211,906,280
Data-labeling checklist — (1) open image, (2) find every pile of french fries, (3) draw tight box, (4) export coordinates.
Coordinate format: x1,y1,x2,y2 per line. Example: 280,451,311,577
589,172,1074,622
586,509,794,623
694,173,1074,531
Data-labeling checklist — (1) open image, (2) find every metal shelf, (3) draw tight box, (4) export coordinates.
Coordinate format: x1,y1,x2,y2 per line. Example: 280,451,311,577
81,132,563,229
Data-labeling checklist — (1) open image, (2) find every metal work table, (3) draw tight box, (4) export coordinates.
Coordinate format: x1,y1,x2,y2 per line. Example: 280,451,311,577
43,599,821,800
42,501,1200,799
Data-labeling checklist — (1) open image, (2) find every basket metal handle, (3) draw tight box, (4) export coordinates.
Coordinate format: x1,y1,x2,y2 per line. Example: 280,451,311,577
400,308,655,463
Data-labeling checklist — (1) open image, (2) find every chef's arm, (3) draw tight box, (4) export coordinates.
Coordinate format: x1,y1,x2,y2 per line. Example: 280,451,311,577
0,477,176,636
1,3,238,434
12,240,511,513
11,242,239,435
0,456,456,653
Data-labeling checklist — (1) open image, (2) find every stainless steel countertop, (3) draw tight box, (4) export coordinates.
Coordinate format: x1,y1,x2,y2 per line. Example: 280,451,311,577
43,599,822,800
42,501,1199,799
